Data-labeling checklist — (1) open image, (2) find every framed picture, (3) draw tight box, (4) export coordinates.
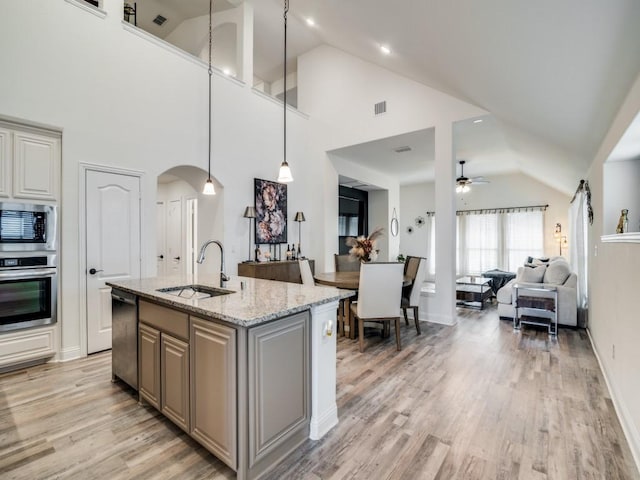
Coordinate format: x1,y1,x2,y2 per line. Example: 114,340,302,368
254,178,287,244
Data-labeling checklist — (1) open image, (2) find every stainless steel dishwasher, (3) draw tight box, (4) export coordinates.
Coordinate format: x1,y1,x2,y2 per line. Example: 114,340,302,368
111,288,138,390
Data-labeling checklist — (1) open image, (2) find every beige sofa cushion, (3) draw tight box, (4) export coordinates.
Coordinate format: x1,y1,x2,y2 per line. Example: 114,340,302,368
519,265,546,283
543,260,571,285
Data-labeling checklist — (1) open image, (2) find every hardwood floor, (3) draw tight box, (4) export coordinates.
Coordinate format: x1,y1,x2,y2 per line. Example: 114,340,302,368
1,307,638,479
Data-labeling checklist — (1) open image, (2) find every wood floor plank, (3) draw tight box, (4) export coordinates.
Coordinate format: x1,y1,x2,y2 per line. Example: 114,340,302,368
0,306,638,480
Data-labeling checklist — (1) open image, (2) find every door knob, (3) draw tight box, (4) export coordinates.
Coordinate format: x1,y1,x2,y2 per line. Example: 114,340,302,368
89,268,103,275
173,256,181,261
158,254,164,259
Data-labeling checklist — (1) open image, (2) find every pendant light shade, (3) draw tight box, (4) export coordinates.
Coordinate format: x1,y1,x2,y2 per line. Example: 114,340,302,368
203,178,215,195
278,0,293,183
278,161,293,183
202,0,216,195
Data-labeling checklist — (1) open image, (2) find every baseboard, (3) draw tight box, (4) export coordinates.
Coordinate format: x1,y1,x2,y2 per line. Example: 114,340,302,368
587,328,640,473
422,312,456,326
309,403,338,440
58,346,82,362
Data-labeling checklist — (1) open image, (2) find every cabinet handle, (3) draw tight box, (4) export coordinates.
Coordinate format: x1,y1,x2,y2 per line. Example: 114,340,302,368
158,254,164,259
173,256,181,261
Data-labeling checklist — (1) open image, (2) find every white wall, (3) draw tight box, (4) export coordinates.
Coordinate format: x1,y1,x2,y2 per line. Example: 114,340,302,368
587,72,640,470
603,158,640,234
298,45,485,324
400,173,572,260
0,0,322,359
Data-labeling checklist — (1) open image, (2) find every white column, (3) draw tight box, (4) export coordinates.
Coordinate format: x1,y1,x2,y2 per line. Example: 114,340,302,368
237,2,254,86
309,300,339,440
432,121,457,325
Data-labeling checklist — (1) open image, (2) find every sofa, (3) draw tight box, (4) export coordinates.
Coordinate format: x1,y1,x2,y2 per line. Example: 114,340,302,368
496,257,578,327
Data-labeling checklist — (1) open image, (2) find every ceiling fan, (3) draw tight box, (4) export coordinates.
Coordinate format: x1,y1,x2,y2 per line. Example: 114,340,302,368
455,160,489,193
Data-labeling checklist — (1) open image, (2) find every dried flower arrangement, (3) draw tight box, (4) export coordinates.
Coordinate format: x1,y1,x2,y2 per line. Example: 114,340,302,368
345,227,384,263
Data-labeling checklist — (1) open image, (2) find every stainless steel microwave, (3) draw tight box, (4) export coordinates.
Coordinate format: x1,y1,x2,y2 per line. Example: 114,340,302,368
0,202,57,252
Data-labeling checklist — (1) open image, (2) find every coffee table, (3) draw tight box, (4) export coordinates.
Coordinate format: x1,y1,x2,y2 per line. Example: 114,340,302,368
456,276,492,309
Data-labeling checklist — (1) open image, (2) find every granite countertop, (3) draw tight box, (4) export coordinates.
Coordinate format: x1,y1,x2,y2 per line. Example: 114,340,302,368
107,275,354,328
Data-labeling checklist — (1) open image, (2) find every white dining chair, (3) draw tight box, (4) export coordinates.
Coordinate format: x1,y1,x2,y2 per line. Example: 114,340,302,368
350,262,403,353
402,257,426,334
299,259,315,286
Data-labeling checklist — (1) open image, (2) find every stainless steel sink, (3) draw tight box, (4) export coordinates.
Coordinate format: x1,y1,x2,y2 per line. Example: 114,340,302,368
156,284,234,300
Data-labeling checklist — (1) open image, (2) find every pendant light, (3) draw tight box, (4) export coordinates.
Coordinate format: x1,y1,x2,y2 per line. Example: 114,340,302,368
202,0,216,195
277,0,294,183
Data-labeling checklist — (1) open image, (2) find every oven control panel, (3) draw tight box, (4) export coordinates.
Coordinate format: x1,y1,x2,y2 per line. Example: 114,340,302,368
0,256,49,268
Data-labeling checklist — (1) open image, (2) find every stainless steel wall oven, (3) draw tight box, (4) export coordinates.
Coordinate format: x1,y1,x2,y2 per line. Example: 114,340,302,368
0,253,57,332
0,202,57,252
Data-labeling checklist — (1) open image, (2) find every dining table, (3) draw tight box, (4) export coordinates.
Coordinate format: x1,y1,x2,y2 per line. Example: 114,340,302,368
314,271,412,339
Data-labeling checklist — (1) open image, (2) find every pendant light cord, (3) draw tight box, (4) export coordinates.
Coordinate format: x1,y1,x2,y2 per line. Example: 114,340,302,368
208,0,213,179
283,0,289,166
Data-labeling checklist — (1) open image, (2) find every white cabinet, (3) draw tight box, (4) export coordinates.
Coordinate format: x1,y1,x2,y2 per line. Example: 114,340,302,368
0,124,60,201
0,127,10,198
13,131,59,201
0,326,56,369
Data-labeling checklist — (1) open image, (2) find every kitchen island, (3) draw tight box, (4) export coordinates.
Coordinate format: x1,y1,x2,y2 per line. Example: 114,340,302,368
107,275,353,480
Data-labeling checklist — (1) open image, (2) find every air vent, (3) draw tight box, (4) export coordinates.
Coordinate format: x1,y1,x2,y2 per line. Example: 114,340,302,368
153,15,167,26
394,146,412,153
374,101,387,115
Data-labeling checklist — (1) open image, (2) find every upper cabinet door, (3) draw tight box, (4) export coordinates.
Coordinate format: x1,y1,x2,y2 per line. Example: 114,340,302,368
0,128,11,198
13,131,59,201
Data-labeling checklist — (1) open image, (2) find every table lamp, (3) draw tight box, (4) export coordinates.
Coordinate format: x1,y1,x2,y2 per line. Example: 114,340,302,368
243,206,256,262
294,211,305,257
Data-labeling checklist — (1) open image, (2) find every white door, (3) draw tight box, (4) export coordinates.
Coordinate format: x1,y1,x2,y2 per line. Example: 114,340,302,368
167,199,182,275
156,201,166,276
86,170,141,354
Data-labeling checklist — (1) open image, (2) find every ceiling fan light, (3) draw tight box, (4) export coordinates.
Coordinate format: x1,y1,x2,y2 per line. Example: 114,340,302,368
455,184,463,193
462,184,470,193
277,161,293,183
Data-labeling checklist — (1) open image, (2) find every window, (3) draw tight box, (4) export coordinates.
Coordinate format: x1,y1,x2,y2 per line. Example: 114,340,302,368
454,208,544,275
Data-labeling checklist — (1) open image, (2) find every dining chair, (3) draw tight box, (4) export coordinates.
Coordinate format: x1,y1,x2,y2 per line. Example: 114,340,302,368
334,253,361,272
401,257,426,334
350,262,403,353
298,259,315,286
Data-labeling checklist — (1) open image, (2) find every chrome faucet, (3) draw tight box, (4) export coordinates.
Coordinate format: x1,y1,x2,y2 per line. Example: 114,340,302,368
197,240,230,287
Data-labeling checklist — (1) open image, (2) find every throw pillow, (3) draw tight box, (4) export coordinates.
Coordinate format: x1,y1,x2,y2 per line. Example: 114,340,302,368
519,265,546,283
543,260,571,285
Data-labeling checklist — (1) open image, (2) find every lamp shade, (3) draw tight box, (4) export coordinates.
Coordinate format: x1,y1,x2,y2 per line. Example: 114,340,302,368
244,206,257,218
294,211,306,222
203,178,216,195
277,162,293,183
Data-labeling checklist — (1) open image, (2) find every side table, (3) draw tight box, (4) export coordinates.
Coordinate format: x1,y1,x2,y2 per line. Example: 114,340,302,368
513,283,558,336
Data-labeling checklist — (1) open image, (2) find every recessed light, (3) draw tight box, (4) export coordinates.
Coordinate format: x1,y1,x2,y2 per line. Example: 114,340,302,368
473,119,483,124
380,45,391,55
306,17,315,27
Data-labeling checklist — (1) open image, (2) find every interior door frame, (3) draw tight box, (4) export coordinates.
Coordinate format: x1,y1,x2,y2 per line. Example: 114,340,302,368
78,162,144,357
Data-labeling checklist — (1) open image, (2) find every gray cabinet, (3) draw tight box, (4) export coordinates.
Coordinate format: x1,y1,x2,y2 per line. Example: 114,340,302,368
139,300,190,432
190,317,237,470
161,334,190,431
138,323,160,409
247,311,310,476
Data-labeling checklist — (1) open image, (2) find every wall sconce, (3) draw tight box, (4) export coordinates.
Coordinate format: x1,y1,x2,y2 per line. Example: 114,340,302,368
243,206,256,262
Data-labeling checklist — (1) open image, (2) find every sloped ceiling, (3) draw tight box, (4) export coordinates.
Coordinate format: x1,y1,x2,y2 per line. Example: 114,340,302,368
137,0,640,194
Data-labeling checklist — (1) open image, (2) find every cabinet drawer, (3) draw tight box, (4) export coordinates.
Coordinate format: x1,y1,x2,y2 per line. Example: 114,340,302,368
139,300,188,340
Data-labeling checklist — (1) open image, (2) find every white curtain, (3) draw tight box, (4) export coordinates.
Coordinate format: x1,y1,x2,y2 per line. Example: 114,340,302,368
456,209,544,275
570,189,589,328
424,214,436,280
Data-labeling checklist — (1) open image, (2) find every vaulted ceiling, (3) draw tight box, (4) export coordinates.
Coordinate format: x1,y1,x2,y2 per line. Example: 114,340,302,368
136,0,640,194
